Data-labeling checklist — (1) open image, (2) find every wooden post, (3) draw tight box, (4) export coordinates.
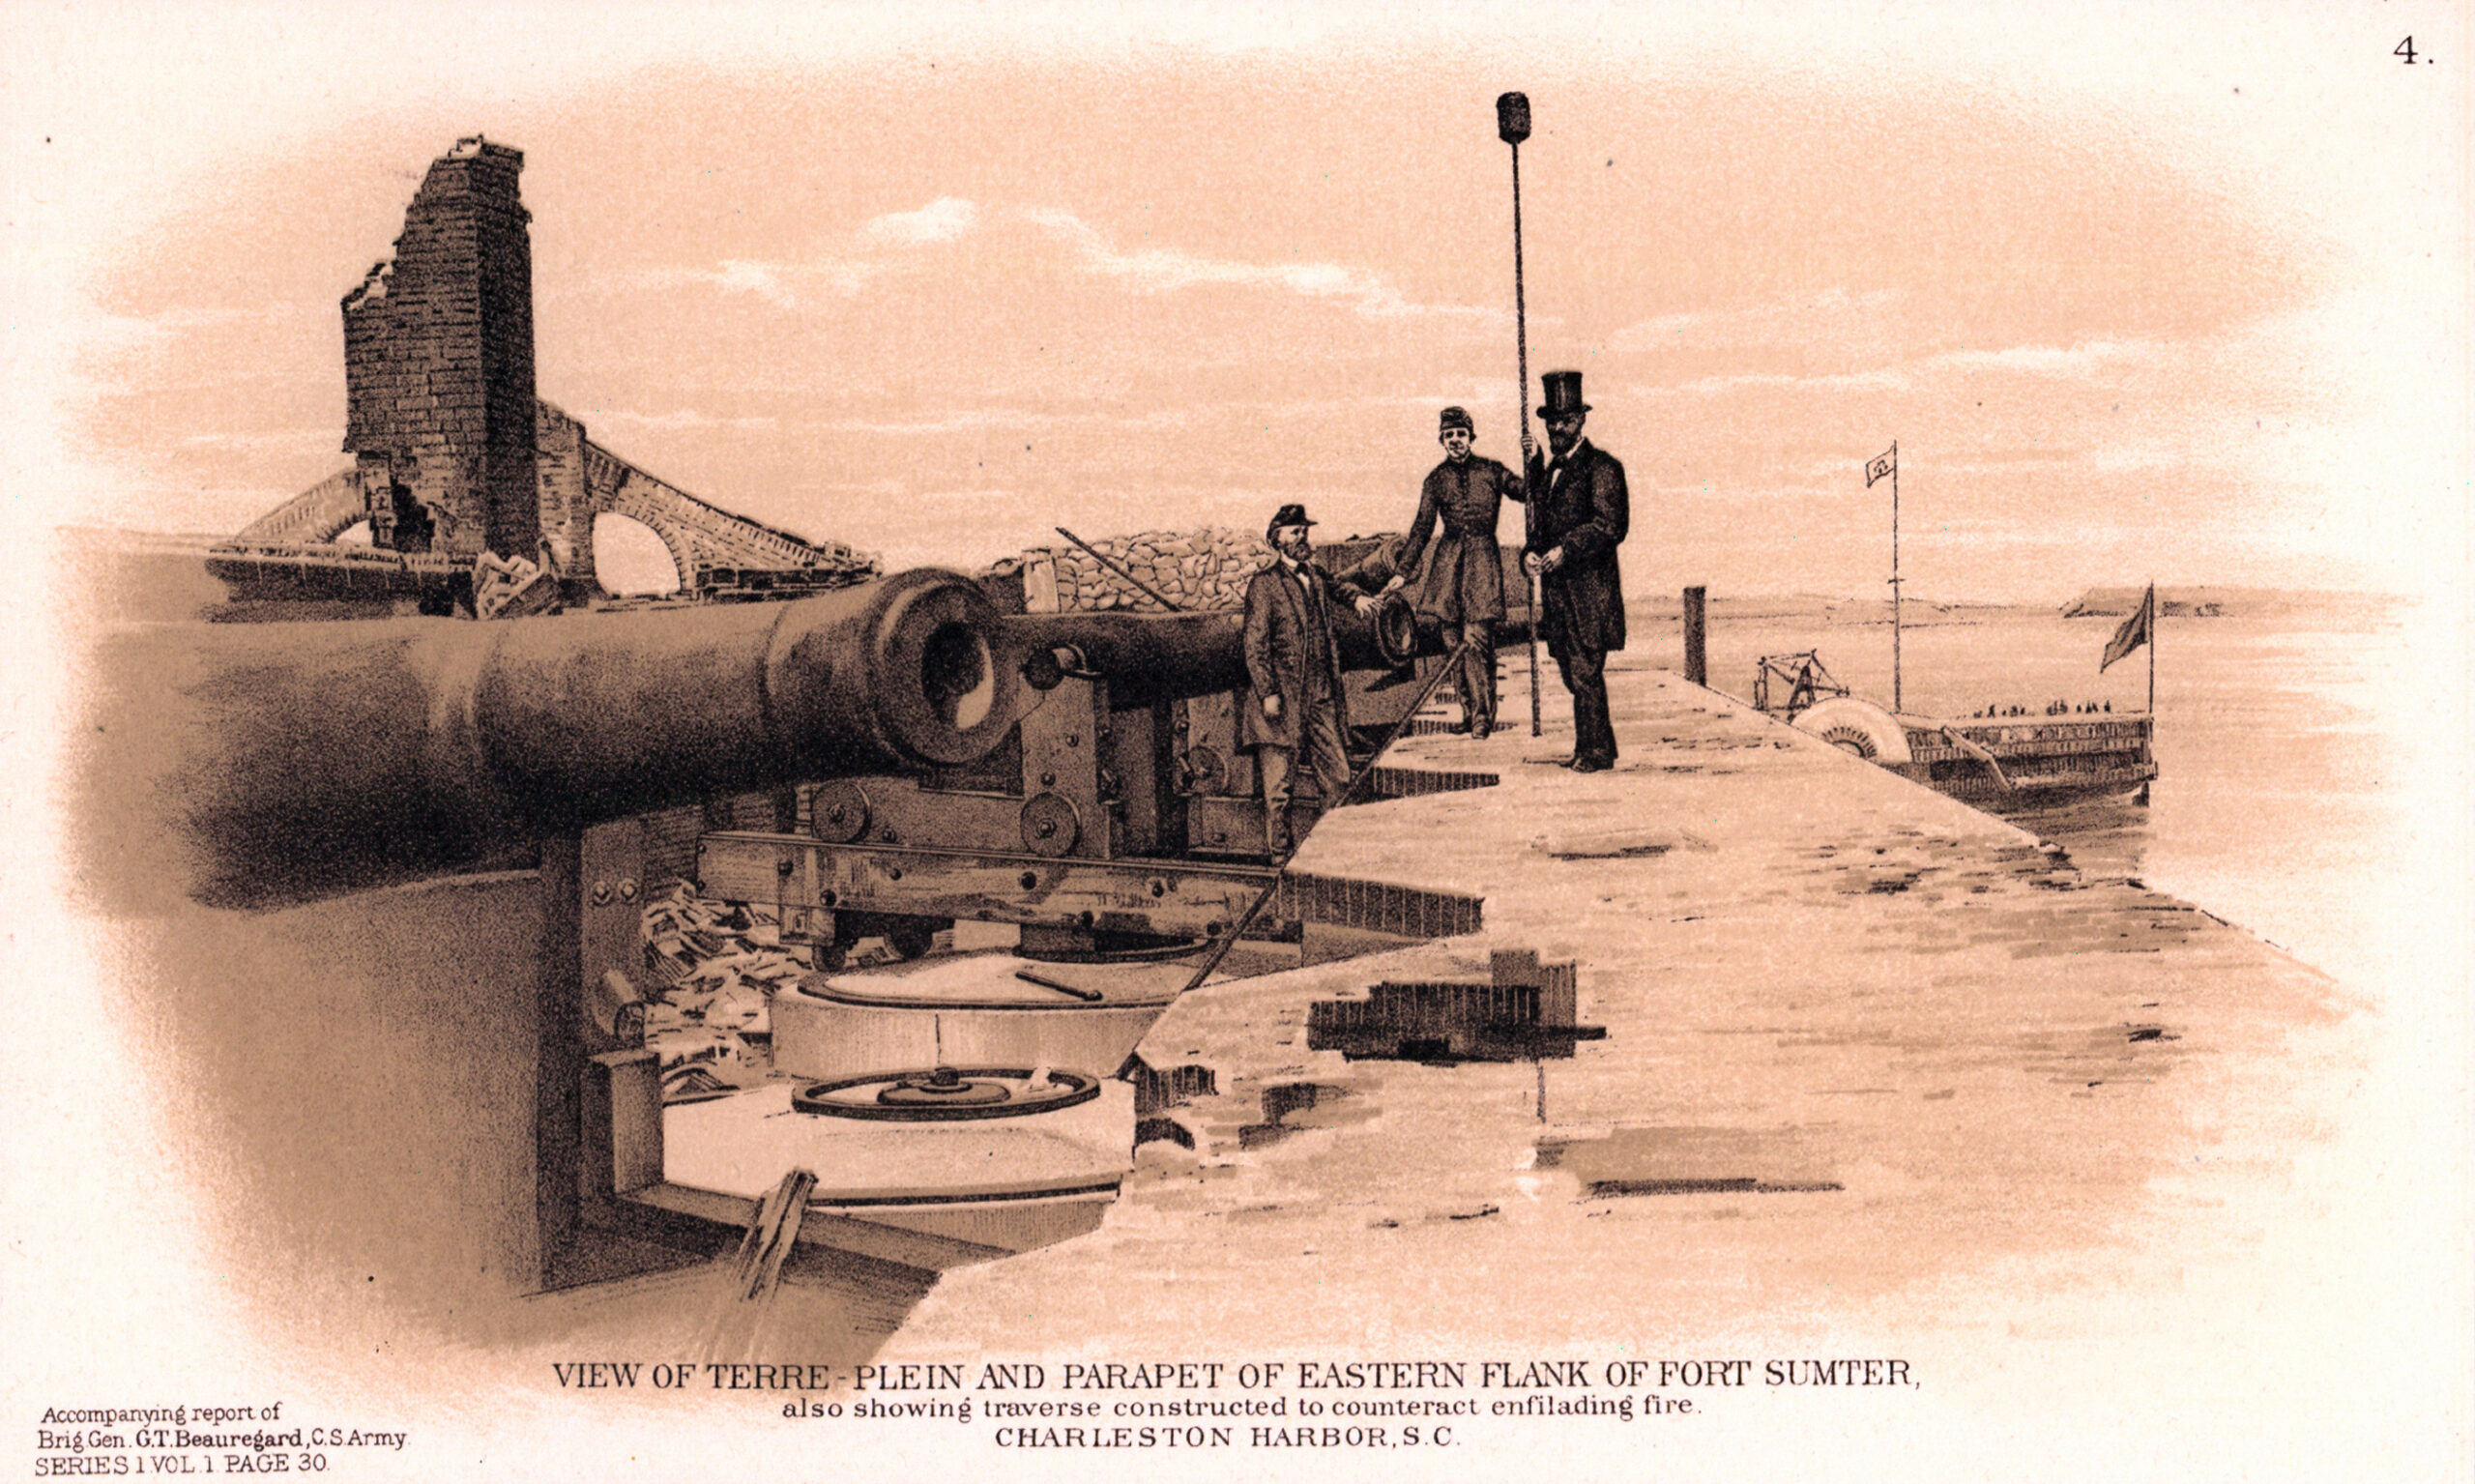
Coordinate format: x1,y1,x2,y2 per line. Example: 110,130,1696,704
1682,585,1707,686
1500,94,1544,740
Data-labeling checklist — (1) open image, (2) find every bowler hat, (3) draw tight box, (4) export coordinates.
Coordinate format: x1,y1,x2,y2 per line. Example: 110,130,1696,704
1536,370,1591,420
1267,503,1317,535
1438,405,1474,435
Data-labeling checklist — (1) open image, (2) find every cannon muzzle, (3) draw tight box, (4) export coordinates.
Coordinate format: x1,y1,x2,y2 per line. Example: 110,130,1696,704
1000,593,1421,706
82,568,1019,910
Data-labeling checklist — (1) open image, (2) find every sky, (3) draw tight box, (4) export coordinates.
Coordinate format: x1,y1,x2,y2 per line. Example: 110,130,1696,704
5,3,2467,604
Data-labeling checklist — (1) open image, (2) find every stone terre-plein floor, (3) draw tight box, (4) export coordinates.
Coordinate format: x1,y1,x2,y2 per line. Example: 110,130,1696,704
887,655,2352,1357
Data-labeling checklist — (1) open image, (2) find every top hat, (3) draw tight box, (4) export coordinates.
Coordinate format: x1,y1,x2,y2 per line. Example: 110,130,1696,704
1267,503,1317,535
1438,405,1474,435
1536,370,1591,420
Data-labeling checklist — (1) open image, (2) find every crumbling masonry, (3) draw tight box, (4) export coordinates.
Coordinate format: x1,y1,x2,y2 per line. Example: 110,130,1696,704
214,135,873,606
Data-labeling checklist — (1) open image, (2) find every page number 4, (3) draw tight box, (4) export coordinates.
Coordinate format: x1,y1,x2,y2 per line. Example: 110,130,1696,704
2395,36,2430,64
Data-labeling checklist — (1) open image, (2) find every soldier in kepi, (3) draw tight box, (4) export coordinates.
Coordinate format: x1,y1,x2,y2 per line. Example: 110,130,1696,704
1516,370,1630,771
1241,504,1382,858
1382,405,1517,737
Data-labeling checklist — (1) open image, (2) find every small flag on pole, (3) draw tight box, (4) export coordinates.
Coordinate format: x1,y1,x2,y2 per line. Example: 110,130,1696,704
2101,584,2155,672
1865,447,1896,487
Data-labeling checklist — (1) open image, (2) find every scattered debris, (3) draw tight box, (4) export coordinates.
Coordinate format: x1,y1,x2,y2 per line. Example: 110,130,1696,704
471,548,560,620
1121,1055,1218,1117
1238,1082,1353,1149
1135,1118,1197,1150
1308,949,1605,1063
640,883,814,1097
1585,1178,1842,1199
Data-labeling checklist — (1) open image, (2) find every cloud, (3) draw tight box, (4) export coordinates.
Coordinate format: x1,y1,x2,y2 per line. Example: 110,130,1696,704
642,255,885,307
859,196,979,246
1929,340,2157,377
626,197,983,307
175,427,342,451
1628,336,2165,398
589,408,778,431
816,406,1188,436
1609,288,1903,351
1638,367,1913,397
1017,207,1494,322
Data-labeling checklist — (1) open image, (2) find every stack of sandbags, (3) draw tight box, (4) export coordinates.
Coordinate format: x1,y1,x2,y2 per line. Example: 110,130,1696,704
990,527,1274,613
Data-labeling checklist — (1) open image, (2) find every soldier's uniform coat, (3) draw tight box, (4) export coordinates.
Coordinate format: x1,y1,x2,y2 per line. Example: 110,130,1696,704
1396,454,1516,624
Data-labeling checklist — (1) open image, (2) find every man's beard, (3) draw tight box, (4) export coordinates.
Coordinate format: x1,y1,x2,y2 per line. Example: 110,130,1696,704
1548,430,1580,457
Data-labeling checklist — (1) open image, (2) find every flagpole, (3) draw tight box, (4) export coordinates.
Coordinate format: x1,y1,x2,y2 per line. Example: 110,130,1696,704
2146,582,2156,716
1890,440,1902,714
2142,582,2156,807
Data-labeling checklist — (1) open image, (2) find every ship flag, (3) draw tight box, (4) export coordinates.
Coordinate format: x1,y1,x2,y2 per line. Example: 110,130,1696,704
2100,584,2155,672
1865,446,1896,488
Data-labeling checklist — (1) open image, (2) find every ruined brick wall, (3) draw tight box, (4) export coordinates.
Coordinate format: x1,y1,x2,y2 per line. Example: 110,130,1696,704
225,467,366,546
534,400,594,590
580,439,876,585
341,136,539,561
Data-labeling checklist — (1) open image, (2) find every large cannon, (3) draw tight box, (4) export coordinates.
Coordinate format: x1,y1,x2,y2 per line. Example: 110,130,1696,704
82,567,1024,911
68,555,1478,1326
81,565,1430,915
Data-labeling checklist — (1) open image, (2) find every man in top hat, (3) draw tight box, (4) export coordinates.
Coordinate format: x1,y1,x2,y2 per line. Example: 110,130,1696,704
1381,405,1517,737
1514,370,1630,771
1241,503,1382,857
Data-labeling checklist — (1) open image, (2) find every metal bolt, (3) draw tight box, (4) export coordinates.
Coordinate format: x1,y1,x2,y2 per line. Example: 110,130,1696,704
589,880,613,906
1019,871,1038,890
618,878,639,902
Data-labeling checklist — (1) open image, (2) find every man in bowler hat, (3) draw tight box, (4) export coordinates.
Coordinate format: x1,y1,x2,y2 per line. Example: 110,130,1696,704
1383,406,1517,737
1514,371,1629,771
1241,504,1381,857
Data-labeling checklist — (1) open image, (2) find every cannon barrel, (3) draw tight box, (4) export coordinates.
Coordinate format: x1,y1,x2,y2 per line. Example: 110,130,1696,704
999,593,1421,705
83,568,1019,910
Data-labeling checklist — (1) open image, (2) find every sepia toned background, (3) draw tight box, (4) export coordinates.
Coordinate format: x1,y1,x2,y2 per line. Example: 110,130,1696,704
5,3,2468,1480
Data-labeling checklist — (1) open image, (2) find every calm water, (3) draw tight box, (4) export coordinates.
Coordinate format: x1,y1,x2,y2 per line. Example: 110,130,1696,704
1664,599,2415,986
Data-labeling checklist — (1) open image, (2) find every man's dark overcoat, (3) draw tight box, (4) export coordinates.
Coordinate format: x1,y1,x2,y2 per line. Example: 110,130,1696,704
1238,560,1355,751
1396,455,1516,624
1516,439,1630,654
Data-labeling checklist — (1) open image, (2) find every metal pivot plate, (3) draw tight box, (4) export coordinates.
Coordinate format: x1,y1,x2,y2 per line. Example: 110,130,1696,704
791,1066,1104,1121
1019,791,1082,857
809,780,870,843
